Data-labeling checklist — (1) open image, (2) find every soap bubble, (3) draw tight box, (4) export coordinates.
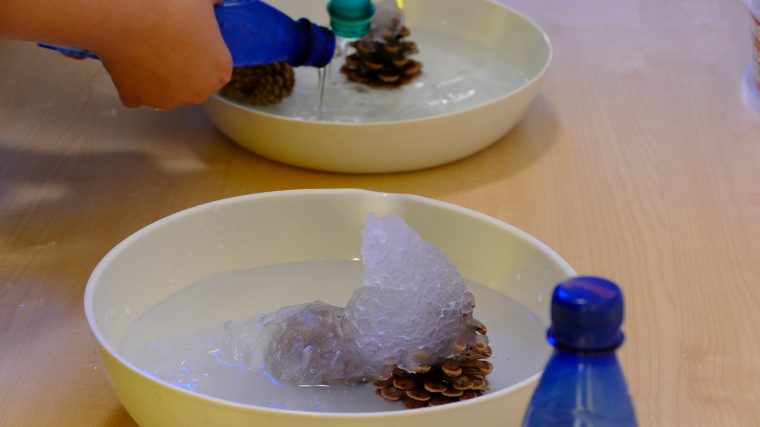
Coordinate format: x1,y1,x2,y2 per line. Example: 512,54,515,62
236,214,486,385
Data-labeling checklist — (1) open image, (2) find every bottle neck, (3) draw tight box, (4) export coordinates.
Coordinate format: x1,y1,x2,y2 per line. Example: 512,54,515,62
288,19,336,68
551,342,621,355
544,350,624,382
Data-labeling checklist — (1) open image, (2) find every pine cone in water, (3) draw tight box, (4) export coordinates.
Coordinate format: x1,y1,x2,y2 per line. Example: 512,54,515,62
372,303,492,409
341,26,422,88
219,62,295,106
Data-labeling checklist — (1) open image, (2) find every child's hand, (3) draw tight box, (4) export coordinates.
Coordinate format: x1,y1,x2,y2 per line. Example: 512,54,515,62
2,0,232,109
93,0,232,109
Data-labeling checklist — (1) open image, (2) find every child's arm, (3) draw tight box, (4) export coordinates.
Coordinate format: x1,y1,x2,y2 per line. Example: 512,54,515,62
0,0,232,108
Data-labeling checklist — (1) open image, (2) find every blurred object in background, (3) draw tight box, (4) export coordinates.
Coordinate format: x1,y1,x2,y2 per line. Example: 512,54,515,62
743,0,760,111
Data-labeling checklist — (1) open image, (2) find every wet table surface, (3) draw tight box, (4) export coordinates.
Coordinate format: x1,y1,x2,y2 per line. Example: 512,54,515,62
1,0,760,425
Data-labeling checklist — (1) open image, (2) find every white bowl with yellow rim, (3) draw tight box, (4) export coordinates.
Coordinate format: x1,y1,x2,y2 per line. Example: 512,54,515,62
203,0,552,173
85,190,574,426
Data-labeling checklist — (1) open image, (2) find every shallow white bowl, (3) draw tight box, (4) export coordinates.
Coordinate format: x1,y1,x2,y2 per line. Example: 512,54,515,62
85,190,574,426
203,0,552,173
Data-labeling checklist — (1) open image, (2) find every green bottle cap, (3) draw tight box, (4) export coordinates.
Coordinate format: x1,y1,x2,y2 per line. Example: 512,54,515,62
327,0,376,39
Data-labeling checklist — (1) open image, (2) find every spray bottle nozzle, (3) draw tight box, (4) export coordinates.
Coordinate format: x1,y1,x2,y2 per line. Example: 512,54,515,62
327,0,376,39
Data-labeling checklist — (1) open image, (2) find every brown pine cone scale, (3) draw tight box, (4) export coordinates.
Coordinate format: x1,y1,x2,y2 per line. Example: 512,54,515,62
219,62,295,106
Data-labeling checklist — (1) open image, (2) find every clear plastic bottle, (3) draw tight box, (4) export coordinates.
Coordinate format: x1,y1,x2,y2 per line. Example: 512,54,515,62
522,277,638,427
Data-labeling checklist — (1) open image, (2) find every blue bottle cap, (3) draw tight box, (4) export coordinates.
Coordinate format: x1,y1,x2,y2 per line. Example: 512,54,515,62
547,276,625,352
327,0,376,39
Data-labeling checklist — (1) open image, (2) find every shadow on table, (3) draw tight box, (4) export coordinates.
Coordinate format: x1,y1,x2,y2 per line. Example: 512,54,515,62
102,406,137,427
0,107,227,326
0,95,559,254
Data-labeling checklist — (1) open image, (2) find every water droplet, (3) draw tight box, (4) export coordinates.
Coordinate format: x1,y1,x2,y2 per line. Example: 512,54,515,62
317,67,327,121
537,293,544,304
16,298,45,311
100,108,118,117
33,241,57,251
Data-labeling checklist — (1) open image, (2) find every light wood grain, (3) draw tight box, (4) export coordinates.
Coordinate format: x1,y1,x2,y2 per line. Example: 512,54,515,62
2,0,759,425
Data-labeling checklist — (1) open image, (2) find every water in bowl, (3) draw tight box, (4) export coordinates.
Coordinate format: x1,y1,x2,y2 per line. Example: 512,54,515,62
119,260,549,413
243,28,530,123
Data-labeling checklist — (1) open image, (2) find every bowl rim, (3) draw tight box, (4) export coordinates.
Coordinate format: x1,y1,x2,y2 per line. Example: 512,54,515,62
84,189,575,419
209,0,553,127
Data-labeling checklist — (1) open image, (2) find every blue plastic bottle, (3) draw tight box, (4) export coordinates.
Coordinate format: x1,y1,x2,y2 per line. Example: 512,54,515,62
215,0,335,67
522,277,638,427
39,0,335,68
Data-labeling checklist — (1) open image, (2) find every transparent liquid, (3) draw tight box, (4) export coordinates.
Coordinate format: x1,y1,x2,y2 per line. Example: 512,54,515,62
119,260,549,413
246,28,530,123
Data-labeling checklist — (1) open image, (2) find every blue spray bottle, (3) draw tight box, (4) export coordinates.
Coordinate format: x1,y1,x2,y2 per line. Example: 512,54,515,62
39,0,336,68
522,277,638,427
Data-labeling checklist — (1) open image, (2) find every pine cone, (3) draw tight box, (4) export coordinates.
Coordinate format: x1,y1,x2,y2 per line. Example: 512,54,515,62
372,303,492,409
341,26,422,88
373,357,493,409
219,62,295,106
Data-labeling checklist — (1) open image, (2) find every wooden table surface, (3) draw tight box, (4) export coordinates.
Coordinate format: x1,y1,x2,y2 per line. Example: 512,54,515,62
2,0,759,425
